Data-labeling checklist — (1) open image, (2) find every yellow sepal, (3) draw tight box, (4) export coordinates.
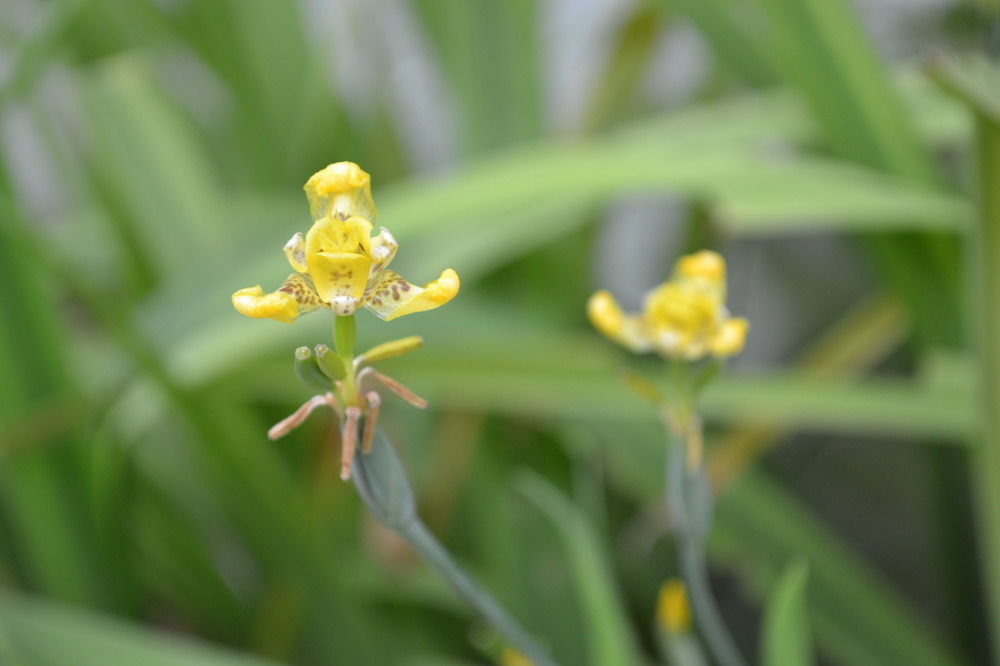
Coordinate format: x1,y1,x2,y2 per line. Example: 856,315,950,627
231,274,323,323
587,290,624,340
711,317,748,357
674,249,725,285
587,290,651,352
303,162,377,222
232,286,298,324
359,336,424,364
364,269,460,321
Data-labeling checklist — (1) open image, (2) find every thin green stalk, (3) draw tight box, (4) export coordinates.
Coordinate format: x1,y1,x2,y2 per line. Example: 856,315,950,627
334,315,359,406
971,112,1000,665
666,418,746,666
678,540,745,666
399,520,559,666
352,427,560,666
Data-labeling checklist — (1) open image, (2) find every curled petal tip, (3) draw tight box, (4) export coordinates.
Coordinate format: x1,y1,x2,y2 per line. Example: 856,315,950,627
587,290,624,339
232,286,298,324
371,268,460,321
429,268,460,304
303,162,376,221
711,317,748,357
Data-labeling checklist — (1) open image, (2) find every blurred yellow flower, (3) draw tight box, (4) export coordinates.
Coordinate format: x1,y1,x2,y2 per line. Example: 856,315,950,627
500,647,534,666
656,579,692,634
233,162,459,322
588,250,747,360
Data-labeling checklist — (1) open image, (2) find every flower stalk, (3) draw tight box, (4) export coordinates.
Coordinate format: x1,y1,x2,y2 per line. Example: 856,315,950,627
665,412,746,666
334,315,360,408
232,162,555,663
588,250,749,666
352,426,560,666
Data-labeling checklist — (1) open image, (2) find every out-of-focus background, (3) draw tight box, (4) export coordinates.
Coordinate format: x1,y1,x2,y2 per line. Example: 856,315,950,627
1,0,998,664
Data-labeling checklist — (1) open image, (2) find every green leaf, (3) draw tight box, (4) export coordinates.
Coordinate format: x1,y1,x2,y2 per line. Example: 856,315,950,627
0,592,282,666
715,471,966,666
761,561,814,666
929,54,1000,126
518,473,643,666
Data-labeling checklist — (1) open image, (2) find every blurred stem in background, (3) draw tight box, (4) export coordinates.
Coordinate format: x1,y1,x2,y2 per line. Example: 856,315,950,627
931,55,1000,665
971,103,1000,666
663,368,747,666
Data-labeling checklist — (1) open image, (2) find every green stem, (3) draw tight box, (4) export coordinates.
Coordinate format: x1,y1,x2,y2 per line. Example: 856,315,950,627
665,416,746,666
971,112,1000,665
678,540,745,666
334,314,356,359
398,519,560,666
334,315,359,406
353,427,559,666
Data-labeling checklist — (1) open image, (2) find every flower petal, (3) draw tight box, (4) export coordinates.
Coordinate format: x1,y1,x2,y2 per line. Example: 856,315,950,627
232,274,323,323
283,232,307,272
305,216,374,257
363,269,460,321
587,290,651,352
308,252,372,315
303,162,377,222
369,226,398,273
711,317,748,357
674,250,725,285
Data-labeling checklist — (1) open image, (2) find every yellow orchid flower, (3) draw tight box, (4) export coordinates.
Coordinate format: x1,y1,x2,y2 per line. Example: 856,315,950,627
587,250,748,360
232,161,460,322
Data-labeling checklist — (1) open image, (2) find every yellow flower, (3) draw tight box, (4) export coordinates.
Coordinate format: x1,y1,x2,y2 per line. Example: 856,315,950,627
232,162,460,322
588,250,747,360
500,648,534,666
656,579,691,634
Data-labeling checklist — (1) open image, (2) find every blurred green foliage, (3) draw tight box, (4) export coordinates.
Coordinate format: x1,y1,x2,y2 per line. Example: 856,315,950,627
0,0,998,664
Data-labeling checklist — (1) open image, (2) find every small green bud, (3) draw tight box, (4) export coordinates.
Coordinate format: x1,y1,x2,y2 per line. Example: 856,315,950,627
314,344,347,380
294,346,331,390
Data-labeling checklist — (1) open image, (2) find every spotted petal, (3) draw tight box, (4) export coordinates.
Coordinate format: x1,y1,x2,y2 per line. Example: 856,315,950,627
283,232,307,272
363,269,460,321
369,226,398,273
305,216,373,257
308,252,372,315
232,273,323,323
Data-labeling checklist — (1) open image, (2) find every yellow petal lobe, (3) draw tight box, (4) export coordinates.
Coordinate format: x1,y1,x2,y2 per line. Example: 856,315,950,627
363,269,460,321
587,290,651,352
587,290,625,340
711,317,748,357
232,274,323,323
303,162,377,222
675,249,725,285
308,252,372,315
232,285,298,324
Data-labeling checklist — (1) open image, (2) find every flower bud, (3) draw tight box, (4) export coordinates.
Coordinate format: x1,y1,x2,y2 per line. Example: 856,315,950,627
351,425,416,530
294,346,331,390
314,344,347,380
